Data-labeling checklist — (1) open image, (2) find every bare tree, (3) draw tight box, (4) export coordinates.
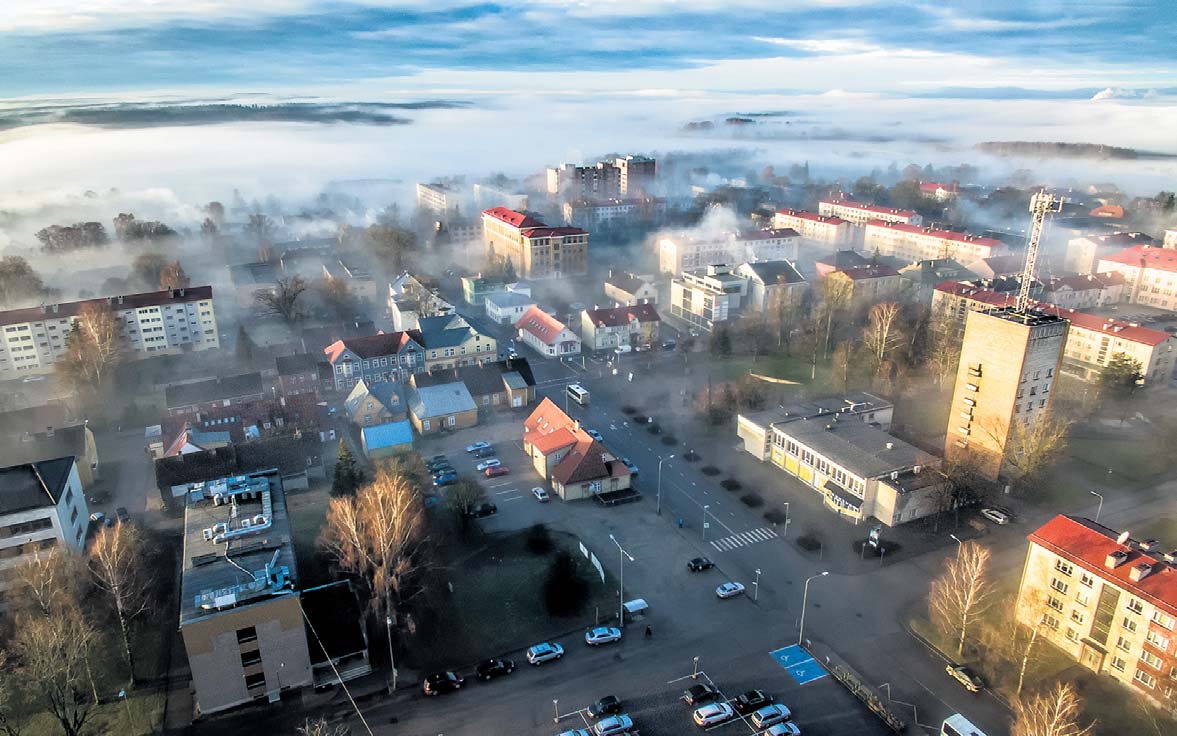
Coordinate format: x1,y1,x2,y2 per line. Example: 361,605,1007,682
159,260,190,290
245,212,274,247
1012,682,1094,736
814,277,853,359
0,651,24,736
56,302,122,391
255,276,308,324
11,547,77,619
929,540,997,655
926,314,962,387
13,609,96,736
319,275,356,320
89,523,150,685
862,302,905,376
985,412,1072,495
319,467,425,692
298,718,350,736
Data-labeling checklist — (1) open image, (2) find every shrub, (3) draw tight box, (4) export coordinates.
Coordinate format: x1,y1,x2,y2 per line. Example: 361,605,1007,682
543,551,589,617
525,523,554,555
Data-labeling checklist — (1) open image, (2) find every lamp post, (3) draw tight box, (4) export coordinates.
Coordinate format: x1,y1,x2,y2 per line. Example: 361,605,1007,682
949,533,963,556
692,655,700,679
609,534,635,627
1090,490,1104,523
753,568,762,602
782,501,790,539
702,505,710,543
657,454,675,516
798,571,830,647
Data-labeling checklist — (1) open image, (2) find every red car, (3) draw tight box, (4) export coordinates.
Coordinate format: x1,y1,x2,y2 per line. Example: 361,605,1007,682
485,466,510,478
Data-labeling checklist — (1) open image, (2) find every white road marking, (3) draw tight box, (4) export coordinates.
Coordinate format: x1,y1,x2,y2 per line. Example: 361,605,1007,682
708,527,780,552
494,489,518,495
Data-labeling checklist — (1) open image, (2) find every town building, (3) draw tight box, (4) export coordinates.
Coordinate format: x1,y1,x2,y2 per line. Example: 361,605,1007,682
614,155,657,196
178,470,312,714
897,259,977,305
481,207,589,279
411,357,536,411
166,373,266,415
460,275,507,307
159,393,325,454
0,286,219,378
416,182,465,220
515,306,581,357
657,229,800,275
919,181,960,201
737,392,894,461
275,353,333,397
522,398,632,501
826,265,904,313
944,307,1068,480
669,265,748,332
388,272,455,332
322,331,426,392
815,250,870,279
416,314,497,372
0,458,90,608
1015,514,1177,708
359,420,413,460
153,435,325,509
300,318,377,356
735,261,808,313
967,254,1026,280
0,402,72,440
1165,228,1177,250
546,162,622,200
1065,232,1157,274
819,196,923,227
1040,273,1125,310
562,197,667,230
604,271,659,306
405,382,478,435
485,291,536,325
579,304,661,352
163,423,232,457
322,255,380,305
1097,245,1177,311
863,221,1006,264
0,424,99,489
344,379,407,426
771,209,852,247
229,262,280,309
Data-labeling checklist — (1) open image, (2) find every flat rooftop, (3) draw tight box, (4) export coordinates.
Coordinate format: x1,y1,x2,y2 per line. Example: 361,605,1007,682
773,418,933,480
741,392,892,430
179,469,299,627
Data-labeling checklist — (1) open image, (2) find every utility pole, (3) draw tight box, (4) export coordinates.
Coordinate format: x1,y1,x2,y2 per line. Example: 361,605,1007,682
657,454,675,516
702,505,710,543
798,571,830,647
753,568,762,602
609,534,635,627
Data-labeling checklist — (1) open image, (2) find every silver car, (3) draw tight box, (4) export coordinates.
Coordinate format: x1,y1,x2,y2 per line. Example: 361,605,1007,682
476,458,501,471
716,581,746,599
526,641,564,665
592,714,633,736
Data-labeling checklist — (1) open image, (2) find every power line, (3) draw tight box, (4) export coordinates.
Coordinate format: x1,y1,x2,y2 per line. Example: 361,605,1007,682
298,596,376,736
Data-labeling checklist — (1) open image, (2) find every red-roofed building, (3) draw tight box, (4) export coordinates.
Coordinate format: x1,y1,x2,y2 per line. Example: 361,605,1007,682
521,397,631,500
932,281,1177,386
863,220,1005,264
515,306,581,357
323,330,426,391
482,207,589,279
1097,244,1177,311
918,181,960,201
826,264,903,312
579,304,661,351
819,195,923,227
1041,272,1125,310
1017,514,1177,704
1064,231,1156,274
772,209,852,247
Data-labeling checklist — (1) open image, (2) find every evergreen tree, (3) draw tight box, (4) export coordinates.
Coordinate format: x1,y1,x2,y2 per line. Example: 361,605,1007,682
709,326,732,357
332,440,362,497
235,326,256,367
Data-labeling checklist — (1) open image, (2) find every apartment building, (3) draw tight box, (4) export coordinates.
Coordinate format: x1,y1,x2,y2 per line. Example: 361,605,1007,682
863,221,1006,264
562,198,666,230
178,470,313,714
669,265,748,332
1097,245,1177,311
546,162,622,200
826,265,903,313
771,209,852,247
1064,231,1156,274
614,155,657,196
415,182,464,220
932,282,1176,387
944,307,1067,481
1040,273,1125,310
735,261,808,312
0,458,90,609
657,229,800,275
579,304,661,351
0,286,219,378
819,196,923,227
323,331,426,391
1016,514,1177,708
481,207,589,279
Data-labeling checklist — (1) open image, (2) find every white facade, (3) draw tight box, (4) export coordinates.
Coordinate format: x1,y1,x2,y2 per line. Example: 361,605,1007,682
863,221,1005,264
772,210,853,247
668,265,748,331
658,230,800,275
416,182,464,219
818,198,922,227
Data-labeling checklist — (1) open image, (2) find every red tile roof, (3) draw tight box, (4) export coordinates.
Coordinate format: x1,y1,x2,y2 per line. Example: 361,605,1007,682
775,209,847,226
521,226,587,238
1089,204,1124,218
324,330,424,362
516,306,569,346
1044,273,1124,293
864,220,1004,250
736,228,800,241
1030,515,1177,617
919,181,959,194
0,286,213,327
523,397,589,455
1099,245,1177,274
551,439,631,486
820,196,916,219
483,206,545,229
584,303,661,328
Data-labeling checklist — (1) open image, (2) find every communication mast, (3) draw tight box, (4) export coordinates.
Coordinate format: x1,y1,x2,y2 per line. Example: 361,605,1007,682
1016,190,1064,313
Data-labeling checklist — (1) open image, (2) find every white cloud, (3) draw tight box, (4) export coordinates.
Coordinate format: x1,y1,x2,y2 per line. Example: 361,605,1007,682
753,37,882,55
0,0,310,32
1091,87,1137,101
920,6,1102,33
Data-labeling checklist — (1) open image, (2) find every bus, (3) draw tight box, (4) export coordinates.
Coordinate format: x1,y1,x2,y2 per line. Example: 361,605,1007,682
567,383,590,406
941,714,986,736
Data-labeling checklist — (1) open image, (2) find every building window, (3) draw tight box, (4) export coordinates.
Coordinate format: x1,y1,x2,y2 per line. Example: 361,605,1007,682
1153,611,1176,631
1050,578,1069,594
240,649,262,668
1065,627,1079,643
1070,610,1085,624
244,672,267,691
236,626,258,644
1080,572,1094,587
1054,559,1074,576
1043,613,1060,631
1111,656,1127,672
1135,669,1158,689
1116,635,1132,652
1146,631,1169,651
1047,596,1064,612
1124,617,1139,633
1142,650,1163,669
1128,598,1145,614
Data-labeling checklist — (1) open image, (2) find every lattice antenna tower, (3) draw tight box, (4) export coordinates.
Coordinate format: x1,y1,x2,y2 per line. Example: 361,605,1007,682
1016,190,1064,313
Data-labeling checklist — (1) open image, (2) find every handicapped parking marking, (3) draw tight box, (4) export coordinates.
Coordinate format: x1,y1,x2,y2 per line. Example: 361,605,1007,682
768,645,828,685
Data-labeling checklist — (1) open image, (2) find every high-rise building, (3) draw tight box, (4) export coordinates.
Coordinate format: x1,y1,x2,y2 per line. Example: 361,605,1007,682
415,182,464,220
944,307,1067,480
614,155,656,196
546,162,622,200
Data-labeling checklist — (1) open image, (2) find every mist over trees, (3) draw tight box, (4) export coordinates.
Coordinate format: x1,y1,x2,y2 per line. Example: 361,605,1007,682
35,222,108,253
0,255,49,308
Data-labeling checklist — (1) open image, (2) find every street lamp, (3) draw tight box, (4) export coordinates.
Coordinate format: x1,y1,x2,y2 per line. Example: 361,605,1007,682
609,534,635,627
949,534,963,556
692,655,700,679
657,454,676,516
782,502,790,539
702,505,710,543
798,571,830,647
753,568,762,602
1090,490,1104,523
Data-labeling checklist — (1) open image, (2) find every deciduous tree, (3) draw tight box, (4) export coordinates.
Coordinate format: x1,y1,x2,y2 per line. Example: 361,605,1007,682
1097,352,1143,408
159,260,190,290
0,651,23,736
0,256,48,308
131,253,168,288
1012,682,1094,736
13,609,96,736
814,277,852,359
320,275,356,320
56,302,122,392
988,412,1071,495
929,541,996,655
89,523,150,685
255,275,308,324
926,314,962,387
862,302,905,376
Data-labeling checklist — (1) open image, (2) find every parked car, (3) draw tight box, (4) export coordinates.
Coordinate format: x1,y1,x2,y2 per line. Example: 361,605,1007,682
733,689,774,714
465,441,491,453
662,340,676,350
532,487,550,502
586,429,604,442
588,695,623,719
946,664,985,692
432,473,458,487
682,683,719,705
687,557,714,572
614,345,633,354
526,641,564,665
765,723,802,736
475,658,515,681
89,512,105,524
716,581,746,599
430,465,455,477
692,702,735,727
558,730,592,736
751,704,793,729
592,714,633,736
485,466,510,478
422,671,464,695
981,508,1010,525
473,446,495,459
115,507,130,524
621,458,639,474
476,458,501,471
585,626,622,646
466,502,497,518
427,454,448,464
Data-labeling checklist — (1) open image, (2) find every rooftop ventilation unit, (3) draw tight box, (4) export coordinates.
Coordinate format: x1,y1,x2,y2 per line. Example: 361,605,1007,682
1105,550,1129,569
1130,562,1154,582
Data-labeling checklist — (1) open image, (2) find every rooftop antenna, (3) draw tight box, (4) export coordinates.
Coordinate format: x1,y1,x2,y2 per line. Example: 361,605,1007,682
1016,190,1064,313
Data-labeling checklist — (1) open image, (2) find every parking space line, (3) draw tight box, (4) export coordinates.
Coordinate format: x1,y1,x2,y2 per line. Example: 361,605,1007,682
493,489,518,495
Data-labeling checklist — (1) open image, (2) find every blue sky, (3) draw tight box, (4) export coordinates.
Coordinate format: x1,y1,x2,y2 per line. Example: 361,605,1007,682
1,1,1174,99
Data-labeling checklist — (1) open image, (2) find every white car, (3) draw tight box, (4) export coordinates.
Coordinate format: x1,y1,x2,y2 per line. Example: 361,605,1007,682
716,581,746,599
585,626,622,646
765,723,801,736
614,345,633,354
592,715,633,736
476,458,501,471
526,641,564,665
751,704,793,729
465,441,490,453
532,487,550,502
981,508,1010,525
692,702,735,727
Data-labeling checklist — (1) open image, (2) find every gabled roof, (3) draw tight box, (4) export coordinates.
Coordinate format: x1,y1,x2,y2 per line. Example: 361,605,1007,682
361,420,413,451
407,382,477,419
1100,245,1177,274
165,373,264,409
604,272,651,295
820,196,916,219
919,181,958,193
164,422,231,457
516,306,570,345
740,260,805,285
0,402,71,440
551,440,631,486
0,457,76,515
345,379,404,417
583,303,661,328
523,397,587,455
413,358,536,397
817,250,868,269
324,330,424,362
0,424,90,468
485,291,535,309
836,264,900,280
775,208,847,226
417,314,486,349
483,207,545,229
276,352,322,376
864,220,1003,250
966,254,1026,277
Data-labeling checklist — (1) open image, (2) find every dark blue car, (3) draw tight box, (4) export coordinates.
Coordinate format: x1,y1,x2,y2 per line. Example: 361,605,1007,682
433,473,458,487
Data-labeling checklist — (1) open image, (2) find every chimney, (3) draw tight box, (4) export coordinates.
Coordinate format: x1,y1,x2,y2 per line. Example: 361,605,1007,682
1130,562,1154,582
1105,550,1129,569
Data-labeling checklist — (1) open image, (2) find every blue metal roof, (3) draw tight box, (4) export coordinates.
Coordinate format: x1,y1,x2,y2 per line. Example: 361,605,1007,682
361,420,413,450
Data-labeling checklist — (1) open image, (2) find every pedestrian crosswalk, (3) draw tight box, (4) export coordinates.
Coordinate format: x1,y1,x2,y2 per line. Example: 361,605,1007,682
709,526,779,552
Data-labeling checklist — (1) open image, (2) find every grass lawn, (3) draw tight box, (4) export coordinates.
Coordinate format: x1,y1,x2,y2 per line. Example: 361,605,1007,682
285,484,334,587
1035,432,1172,509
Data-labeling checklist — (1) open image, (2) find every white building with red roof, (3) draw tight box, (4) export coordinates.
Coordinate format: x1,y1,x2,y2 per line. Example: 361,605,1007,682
579,303,661,351
1017,514,1177,706
522,397,631,501
862,220,1005,265
819,196,923,227
1097,244,1177,311
515,306,580,358
771,209,852,247
918,181,959,201
657,228,800,275
482,207,589,279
